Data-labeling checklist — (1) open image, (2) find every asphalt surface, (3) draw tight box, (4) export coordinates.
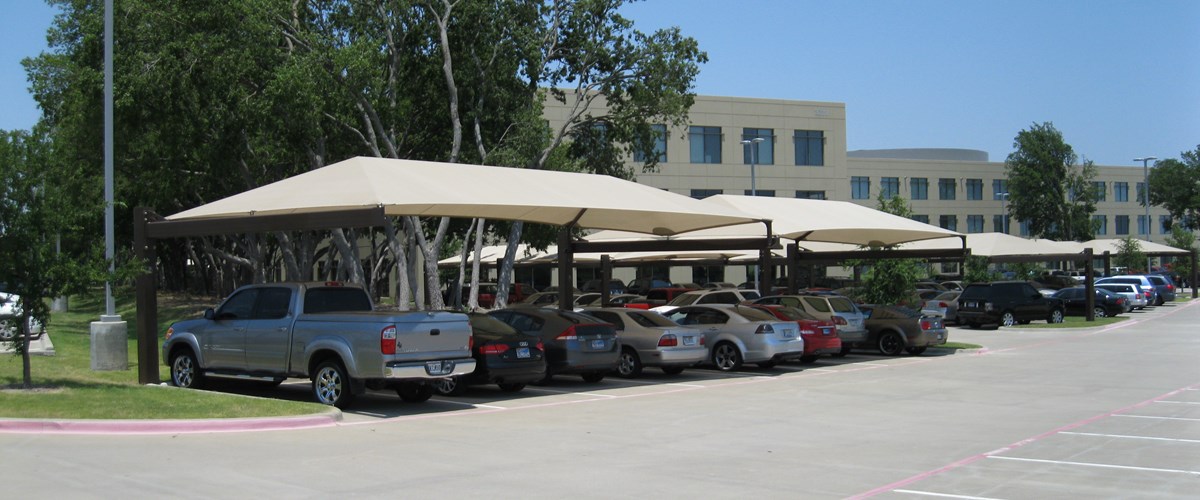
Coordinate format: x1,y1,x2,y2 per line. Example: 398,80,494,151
3,299,1198,498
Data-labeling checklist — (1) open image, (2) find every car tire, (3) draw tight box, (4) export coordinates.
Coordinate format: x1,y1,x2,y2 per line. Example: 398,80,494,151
799,355,818,364
905,346,928,355
877,331,905,356
497,382,525,392
616,348,643,378
660,366,685,375
1048,308,1065,324
169,349,205,389
711,342,743,371
312,360,356,409
397,383,434,403
433,376,467,396
581,372,606,383
1092,306,1107,318
1000,311,1017,327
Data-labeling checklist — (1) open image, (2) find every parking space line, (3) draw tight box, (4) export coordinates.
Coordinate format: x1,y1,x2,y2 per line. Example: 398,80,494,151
891,490,1002,500
988,456,1200,475
1154,400,1200,405
1058,431,1200,444
1113,415,1200,422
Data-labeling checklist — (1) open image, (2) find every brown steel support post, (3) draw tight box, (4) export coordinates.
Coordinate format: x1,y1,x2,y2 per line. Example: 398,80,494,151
134,207,160,384
1192,249,1198,299
787,243,799,294
600,255,612,307
760,221,775,297
557,227,574,310
1102,251,1111,276
1084,248,1095,321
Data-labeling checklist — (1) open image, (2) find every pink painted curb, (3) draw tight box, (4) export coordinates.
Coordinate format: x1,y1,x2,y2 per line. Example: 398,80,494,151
0,408,342,435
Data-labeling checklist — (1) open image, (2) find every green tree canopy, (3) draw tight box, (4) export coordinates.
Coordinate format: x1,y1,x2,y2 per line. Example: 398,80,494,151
1148,145,1200,231
1004,122,1097,241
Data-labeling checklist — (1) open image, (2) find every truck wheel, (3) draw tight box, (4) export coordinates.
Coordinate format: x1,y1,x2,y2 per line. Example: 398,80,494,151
170,349,205,389
397,383,434,403
312,360,356,409
433,376,466,396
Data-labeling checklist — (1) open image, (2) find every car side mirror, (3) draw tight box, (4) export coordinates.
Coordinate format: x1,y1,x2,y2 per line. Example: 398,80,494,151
203,308,215,320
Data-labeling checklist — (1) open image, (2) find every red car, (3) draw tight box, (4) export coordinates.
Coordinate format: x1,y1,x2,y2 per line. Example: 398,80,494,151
748,304,842,363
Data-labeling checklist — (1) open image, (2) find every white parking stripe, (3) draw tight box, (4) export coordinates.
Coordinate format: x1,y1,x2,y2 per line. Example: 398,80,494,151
1154,400,1200,405
988,456,1200,475
1059,431,1200,444
892,490,1003,500
1113,415,1200,422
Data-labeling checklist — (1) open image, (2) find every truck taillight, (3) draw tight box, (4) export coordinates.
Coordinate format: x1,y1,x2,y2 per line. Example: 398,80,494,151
658,334,678,347
380,325,397,355
555,325,579,341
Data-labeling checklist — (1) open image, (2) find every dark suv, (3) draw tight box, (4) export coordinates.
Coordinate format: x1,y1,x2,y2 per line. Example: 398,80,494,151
957,281,1066,328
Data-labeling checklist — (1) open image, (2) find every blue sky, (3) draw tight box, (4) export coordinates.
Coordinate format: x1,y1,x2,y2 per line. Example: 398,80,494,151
3,0,1197,167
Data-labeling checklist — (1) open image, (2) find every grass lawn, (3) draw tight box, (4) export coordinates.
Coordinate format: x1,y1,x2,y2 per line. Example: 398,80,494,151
0,288,327,419
1012,315,1128,329
937,342,984,350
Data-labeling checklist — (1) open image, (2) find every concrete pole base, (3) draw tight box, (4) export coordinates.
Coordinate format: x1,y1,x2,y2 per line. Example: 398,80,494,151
90,316,128,371
51,296,69,313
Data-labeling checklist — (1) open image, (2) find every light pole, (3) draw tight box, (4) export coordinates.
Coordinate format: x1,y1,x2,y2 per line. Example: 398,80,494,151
1134,156,1157,271
741,137,765,196
998,191,1009,235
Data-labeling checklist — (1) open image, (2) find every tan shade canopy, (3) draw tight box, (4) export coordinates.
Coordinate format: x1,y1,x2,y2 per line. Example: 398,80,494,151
1080,238,1192,255
900,232,1080,257
167,156,762,236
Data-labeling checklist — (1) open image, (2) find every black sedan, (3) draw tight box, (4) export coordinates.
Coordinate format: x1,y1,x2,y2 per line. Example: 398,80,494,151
433,313,548,396
488,308,620,383
1051,287,1129,318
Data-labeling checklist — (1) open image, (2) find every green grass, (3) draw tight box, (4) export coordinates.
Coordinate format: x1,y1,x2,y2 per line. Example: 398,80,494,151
936,342,984,350
1012,315,1129,329
0,288,327,419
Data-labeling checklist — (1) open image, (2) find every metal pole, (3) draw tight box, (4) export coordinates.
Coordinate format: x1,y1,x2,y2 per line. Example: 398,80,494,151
1135,157,1157,271
104,0,116,318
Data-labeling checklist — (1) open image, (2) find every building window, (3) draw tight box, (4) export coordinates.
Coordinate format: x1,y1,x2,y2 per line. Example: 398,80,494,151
881,177,900,199
633,123,667,162
1160,215,1171,234
851,176,871,200
993,214,1010,233
1114,182,1129,202
910,177,928,200
1092,181,1106,202
992,179,1008,200
1136,182,1146,204
1020,220,1031,237
793,130,824,166
965,179,983,200
689,126,722,164
938,178,956,201
743,189,775,197
1115,215,1130,235
689,188,722,199
912,215,930,224
1137,215,1148,236
795,190,826,200
967,215,984,233
1093,215,1107,236
939,215,958,231
742,128,774,165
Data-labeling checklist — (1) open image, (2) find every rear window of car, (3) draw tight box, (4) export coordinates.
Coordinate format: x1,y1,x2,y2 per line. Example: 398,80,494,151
304,287,371,314
468,313,521,337
586,310,624,330
667,293,701,307
733,305,779,322
761,306,817,321
740,291,761,300
627,311,677,328
828,297,858,313
698,291,738,304
802,296,832,313
933,291,959,301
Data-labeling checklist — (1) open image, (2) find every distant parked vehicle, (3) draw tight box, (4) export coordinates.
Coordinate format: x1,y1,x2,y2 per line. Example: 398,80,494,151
651,288,762,313
488,308,620,383
433,313,547,396
1095,276,1158,307
857,305,948,356
1144,275,1177,305
516,291,561,308
957,281,1065,328
1094,283,1148,310
628,287,696,309
0,292,44,342
660,304,805,371
920,291,961,324
626,277,673,296
580,307,707,377
746,304,841,363
573,293,644,308
753,294,868,356
1051,287,1128,318
580,279,627,295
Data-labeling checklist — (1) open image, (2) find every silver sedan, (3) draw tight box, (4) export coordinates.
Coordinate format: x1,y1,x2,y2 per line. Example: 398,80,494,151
659,304,805,371
581,307,708,378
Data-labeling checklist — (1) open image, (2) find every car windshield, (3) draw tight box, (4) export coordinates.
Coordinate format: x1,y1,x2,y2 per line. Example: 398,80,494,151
667,293,701,307
626,311,678,328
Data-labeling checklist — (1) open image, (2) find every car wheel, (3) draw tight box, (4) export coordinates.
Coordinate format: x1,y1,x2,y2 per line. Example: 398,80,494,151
877,331,905,356
581,372,606,383
711,342,743,371
312,360,356,408
905,346,928,355
1048,309,1065,324
1092,306,1107,318
1155,296,1165,306
433,376,466,396
397,383,434,403
1000,311,1017,327
799,355,818,364
497,382,526,392
616,348,643,378
660,366,685,375
169,349,205,389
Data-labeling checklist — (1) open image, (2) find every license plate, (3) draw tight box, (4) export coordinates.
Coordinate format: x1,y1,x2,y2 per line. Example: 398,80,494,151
426,360,453,376
516,347,530,359
590,339,605,350
683,336,697,346
782,330,797,339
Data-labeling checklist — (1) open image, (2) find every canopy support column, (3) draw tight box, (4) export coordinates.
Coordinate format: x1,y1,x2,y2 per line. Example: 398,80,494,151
558,226,575,310
600,255,613,306
134,207,160,384
1084,248,1095,321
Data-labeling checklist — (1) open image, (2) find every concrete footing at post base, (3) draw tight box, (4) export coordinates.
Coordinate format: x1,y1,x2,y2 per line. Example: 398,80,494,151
90,315,127,371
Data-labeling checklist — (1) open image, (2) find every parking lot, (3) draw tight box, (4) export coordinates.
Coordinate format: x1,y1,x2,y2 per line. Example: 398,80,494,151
3,299,1198,498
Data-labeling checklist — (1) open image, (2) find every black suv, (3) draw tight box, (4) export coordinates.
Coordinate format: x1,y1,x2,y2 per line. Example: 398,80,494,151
957,281,1066,328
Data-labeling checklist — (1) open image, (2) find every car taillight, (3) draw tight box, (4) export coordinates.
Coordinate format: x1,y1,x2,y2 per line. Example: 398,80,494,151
479,343,509,355
535,341,545,351
1145,291,1152,299
920,320,933,330
658,334,678,347
833,316,848,325
380,325,397,355
555,325,579,341
1116,297,1125,304
700,336,706,345
937,301,949,308
1167,284,1175,292
755,324,775,334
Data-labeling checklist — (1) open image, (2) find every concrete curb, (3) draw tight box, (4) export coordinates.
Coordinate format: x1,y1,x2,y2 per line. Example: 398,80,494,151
0,407,343,435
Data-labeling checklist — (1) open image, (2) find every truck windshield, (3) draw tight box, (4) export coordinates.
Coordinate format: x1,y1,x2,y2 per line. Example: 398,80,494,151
304,288,373,313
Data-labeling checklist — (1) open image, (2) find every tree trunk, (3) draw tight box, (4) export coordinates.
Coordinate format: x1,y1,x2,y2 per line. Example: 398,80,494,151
469,218,486,310
495,221,524,308
384,217,413,311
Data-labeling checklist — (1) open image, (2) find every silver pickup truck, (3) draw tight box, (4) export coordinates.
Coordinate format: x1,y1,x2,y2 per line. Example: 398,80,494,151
162,282,475,408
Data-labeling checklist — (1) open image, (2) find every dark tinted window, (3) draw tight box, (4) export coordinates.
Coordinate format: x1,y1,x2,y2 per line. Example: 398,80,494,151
217,289,258,319
586,310,625,330
731,306,777,322
304,287,372,314
627,311,677,328
505,312,545,332
255,287,293,319
468,313,522,340
698,291,738,304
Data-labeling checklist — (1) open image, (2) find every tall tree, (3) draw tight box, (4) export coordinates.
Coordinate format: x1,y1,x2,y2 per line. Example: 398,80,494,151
1005,122,1096,241
1148,146,1200,231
